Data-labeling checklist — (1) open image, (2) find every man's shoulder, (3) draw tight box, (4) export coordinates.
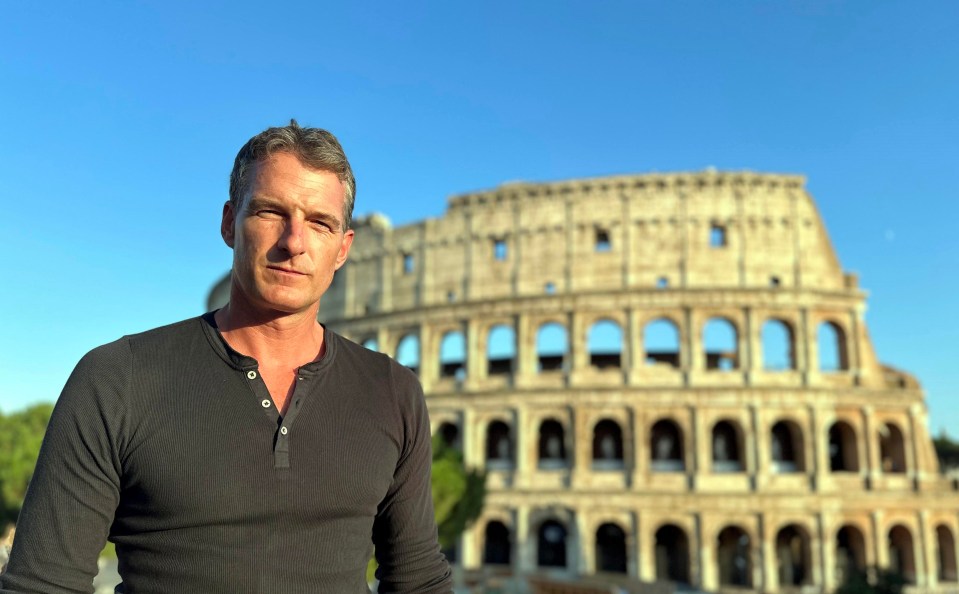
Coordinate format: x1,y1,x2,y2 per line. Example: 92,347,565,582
327,330,421,392
79,315,208,370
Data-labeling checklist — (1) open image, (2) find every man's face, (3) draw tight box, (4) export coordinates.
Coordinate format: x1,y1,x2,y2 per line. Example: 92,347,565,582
221,152,354,316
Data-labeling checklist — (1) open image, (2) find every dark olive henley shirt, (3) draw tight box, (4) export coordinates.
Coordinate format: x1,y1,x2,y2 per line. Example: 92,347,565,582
0,313,452,594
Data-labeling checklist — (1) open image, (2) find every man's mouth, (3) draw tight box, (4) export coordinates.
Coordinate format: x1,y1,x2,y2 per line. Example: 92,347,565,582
268,266,307,276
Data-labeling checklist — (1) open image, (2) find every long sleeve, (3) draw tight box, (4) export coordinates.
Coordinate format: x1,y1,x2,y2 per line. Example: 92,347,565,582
372,365,452,594
1,342,127,594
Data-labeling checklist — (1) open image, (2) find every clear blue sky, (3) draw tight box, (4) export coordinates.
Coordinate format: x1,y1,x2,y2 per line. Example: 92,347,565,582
1,1,956,437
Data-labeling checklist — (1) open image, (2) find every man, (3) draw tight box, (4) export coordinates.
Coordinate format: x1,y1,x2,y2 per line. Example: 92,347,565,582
1,121,452,593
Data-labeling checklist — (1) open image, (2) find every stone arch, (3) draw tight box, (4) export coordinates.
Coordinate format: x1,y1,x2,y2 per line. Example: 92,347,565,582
888,524,916,583
762,318,795,371
487,324,516,376
879,422,907,473
592,419,624,470
396,333,420,374
703,317,739,371
437,421,460,449
537,519,569,568
595,522,628,574
538,418,568,469
486,420,513,469
817,320,849,372
829,421,859,472
937,524,957,582
655,524,690,583
771,419,805,473
712,419,744,472
836,525,867,585
650,419,685,472
439,330,466,380
644,317,680,368
536,321,568,372
483,520,512,566
588,319,624,369
717,525,752,588
776,524,812,586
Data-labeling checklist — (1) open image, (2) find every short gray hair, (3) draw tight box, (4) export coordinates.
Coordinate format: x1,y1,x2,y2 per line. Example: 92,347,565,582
229,119,356,230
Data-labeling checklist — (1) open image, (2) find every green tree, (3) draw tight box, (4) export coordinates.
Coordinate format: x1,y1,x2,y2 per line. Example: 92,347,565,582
430,435,486,549
934,432,959,471
0,403,54,523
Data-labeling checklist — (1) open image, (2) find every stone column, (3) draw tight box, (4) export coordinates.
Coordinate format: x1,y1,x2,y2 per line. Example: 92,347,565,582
516,505,533,574
744,306,757,384
576,512,592,575
751,404,764,491
863,406,879,488
418,323,437,393
798,307,811,385
761,514,778,593
516,313,536,381
637,512,654,581
920,510,935,588
811,404,828,491
515,406,530,488
466,318,484,389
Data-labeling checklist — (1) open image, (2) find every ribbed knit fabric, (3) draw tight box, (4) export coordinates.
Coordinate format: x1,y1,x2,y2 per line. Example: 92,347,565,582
0,314,452,594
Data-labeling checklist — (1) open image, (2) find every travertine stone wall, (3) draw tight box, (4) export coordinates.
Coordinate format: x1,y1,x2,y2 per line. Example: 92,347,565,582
210,170,958,593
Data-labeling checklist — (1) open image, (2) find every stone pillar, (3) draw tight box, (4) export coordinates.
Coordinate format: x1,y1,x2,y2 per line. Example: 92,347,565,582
516,505,533,574
571,311,588,372
466,318,484,388
863,406,879,488
744,306,757,384
697,514,715,591
461,521,479,570
516,313,536,381
920,510,935,588
872,510,886,573
577,512,592,575
571,406,589,488
690,405,704,479
798,307,811,385
627,307,642,379
811,404,828,491
637,512,654,582
685,307,699,377
418,323,437,393
751,404,765,491
515,406,530,488
632,405,648,488
462,407,479,469
822,513,838,593
761,514,779,593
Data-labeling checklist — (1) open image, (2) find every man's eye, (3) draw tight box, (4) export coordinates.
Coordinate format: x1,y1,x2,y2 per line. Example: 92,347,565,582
257,209,282,218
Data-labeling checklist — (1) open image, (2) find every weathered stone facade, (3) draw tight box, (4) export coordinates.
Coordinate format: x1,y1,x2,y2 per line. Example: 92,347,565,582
211,170,959,592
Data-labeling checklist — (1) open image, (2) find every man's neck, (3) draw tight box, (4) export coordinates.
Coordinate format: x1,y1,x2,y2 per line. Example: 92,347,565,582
214,298,326,368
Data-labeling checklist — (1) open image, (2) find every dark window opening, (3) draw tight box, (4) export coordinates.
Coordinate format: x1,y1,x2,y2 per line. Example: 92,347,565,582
595,228,611,252
537,521,568,568
402,252,414,275
596,523,628,574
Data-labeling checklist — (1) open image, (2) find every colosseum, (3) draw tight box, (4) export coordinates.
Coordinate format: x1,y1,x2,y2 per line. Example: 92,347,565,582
211,169,959,592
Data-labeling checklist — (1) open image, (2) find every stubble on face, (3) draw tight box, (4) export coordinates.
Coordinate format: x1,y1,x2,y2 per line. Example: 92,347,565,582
221,152,354,322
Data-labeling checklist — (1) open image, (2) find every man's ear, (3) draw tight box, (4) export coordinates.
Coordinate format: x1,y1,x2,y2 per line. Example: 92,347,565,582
221,201,236,248
334,229,355,270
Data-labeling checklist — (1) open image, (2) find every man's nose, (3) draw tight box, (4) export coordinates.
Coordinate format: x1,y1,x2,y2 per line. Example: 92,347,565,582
278,218,306,255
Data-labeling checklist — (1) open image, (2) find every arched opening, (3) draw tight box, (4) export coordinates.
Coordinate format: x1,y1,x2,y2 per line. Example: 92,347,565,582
836,525,867,586
818,321,849,372
776,524,811,586
396,333,420,374
644,318,680,368
439,331,466,380
362,337,378,351
588,319,623,369
717,526,751,588
438,422,459,449
596,523,627,574
937,525,957,582
483,521,511,566
829,421,859,472
592,419,624,470
537,520,568,568
712,420,744,472
879,423,907,473
888,525,916,584
771,420,805,473
655,524,690,584
538,419,568,469
704,317,739,371
762,319,795,371
536,322,568,373
650,419,685,472
487,325,516,376
486,421,513,469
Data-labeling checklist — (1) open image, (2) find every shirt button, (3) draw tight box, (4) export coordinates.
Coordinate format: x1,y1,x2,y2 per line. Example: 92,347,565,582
280,426,289,435
261,399,271,408
247,370,257,380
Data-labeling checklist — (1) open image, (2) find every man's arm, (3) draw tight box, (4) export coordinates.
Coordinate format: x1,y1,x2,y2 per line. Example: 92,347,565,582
0,343,127,594
372,364,452,594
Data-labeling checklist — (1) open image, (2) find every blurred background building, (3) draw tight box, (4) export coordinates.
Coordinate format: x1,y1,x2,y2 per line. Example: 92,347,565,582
210,169,959,592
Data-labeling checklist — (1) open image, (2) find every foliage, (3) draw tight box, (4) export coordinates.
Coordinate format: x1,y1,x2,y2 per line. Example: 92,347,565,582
934,433,959,470
836,568,906,594
0,403,54,524
430,435,486,549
